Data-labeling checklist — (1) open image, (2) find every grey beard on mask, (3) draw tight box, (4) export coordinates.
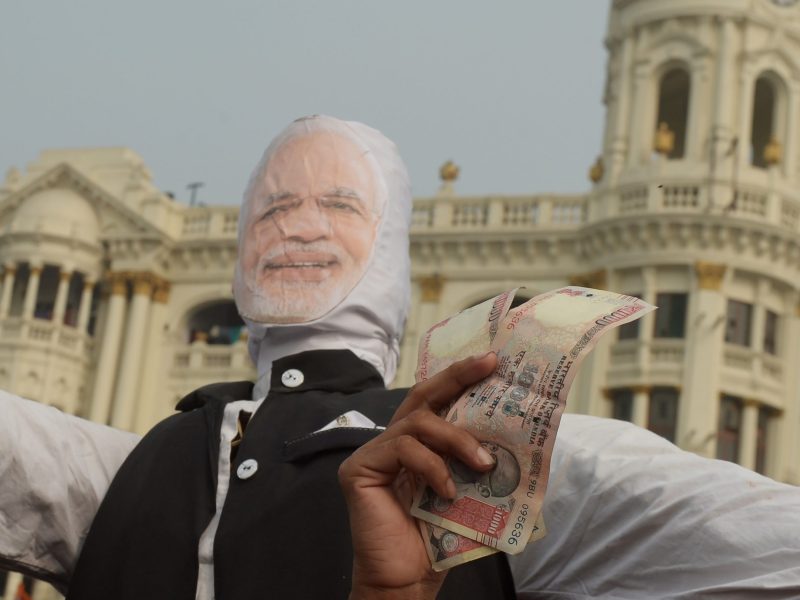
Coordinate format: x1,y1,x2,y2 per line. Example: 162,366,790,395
234,240,366,324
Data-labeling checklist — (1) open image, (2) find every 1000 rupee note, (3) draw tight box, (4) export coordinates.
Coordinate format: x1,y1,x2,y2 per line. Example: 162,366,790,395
411,287,655,554
414,289,546,570
416,289,518,384
414,291,518,570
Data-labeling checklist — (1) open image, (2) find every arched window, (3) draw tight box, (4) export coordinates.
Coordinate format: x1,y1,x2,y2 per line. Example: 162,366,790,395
654,68,690,159
751,75,779,168
186,300,245,345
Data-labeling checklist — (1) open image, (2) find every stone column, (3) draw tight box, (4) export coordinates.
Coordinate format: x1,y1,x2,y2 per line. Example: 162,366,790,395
89,273,129,424
772,297,800,483
134,278,171,433
627,62,651,166
411,274,445,379
76,279,96,332
0,263,17,318
712,18,737,159
632,384,651,429
608,33,634,185
750,278,768,378
570,269,611,415
636,267,657,369
111,273,154,430
52,269,72,324
738,399,759,470
680,262,727,457
784,81,799,181
22,264,42,319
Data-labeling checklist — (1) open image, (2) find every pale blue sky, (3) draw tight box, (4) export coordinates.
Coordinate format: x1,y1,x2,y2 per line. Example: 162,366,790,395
0,1,610,205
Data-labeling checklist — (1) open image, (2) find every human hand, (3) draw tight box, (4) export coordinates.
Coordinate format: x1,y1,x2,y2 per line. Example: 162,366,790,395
338,352,498,600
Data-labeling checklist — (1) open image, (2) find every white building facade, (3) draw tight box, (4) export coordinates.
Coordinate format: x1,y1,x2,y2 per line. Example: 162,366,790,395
2,0,800,597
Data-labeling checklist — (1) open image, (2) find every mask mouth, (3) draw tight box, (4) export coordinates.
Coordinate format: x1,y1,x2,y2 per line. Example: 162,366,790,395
263,253,340,270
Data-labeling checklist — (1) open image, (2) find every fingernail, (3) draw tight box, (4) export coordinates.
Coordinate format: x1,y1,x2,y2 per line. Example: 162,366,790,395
476,446,495,467
446,478,457,499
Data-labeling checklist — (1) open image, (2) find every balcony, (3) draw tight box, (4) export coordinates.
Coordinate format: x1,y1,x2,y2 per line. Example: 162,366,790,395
410,195,587,234
0,317,94,358
170,340,255,383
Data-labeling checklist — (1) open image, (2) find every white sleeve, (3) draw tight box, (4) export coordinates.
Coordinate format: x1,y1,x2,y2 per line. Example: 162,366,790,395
0,389,141,590
510,414,800,599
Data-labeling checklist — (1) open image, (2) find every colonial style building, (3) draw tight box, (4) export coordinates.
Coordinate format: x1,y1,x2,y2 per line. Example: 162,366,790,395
3,0,800,597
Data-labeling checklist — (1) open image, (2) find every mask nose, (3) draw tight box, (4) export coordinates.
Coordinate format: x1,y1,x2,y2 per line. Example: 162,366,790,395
274,198,332,241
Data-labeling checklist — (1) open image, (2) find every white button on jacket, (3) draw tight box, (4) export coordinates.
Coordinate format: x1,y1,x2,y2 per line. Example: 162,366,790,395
236,459,258,480
280,369,304,388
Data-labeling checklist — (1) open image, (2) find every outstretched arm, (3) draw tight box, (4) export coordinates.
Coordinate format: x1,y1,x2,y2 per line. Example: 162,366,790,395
510,414,800,598
0,390,140,591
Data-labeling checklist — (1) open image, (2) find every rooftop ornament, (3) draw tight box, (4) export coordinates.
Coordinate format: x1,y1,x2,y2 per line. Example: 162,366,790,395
589,156,604,183
764,136,782,166
438,160,459,196
654,122,675,156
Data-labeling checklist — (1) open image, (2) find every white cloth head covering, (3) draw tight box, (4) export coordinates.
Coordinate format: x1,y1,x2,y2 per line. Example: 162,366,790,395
233,115,412,400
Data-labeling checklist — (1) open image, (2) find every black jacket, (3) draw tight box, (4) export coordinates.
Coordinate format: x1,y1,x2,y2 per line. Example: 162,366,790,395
67,350,516,599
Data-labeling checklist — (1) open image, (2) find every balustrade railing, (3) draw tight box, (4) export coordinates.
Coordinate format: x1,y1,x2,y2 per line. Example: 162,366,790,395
0,317,93,355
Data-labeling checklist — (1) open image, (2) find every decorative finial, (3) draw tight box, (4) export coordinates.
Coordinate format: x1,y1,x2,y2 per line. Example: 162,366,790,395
764,136,782,166
439,160,460,183
654,122,675,156
589,156,604,183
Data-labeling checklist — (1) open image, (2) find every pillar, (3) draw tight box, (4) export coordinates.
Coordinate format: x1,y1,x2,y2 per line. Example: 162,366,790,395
22,264,42,319
134,278,171,433
0,264,16,318
636,267,656,370
784,81,799,181
409,274,445,382
627,62,651,166
52,269,71,324
750,278,769,378
739,399,759,470
89,273,129,424
679,262,727,457
76,279,96,333
111,273,154,430
608,33,634,184
712,18,737,158
632,384,651,430
571,270,612,416
773,298,800,483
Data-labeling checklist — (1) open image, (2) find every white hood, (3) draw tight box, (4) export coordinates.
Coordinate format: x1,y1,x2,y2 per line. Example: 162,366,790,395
232,115,412,400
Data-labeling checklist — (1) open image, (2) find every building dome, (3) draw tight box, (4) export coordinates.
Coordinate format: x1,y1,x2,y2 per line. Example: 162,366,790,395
11,187,100,245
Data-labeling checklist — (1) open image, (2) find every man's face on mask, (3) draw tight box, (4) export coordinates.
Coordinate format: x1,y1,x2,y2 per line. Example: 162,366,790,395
238,131,381,323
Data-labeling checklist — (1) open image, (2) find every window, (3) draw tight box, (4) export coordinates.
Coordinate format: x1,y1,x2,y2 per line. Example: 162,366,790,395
617,293,642,340
755,406,772,475
655,68,691,159
653,293,687,338
717,395,742,463
34,265,60,320
763,310,778,355
648,387,678,443
63,272,85,327
610,389,633,422
751,77,776,168
187,301,245,345
725,300,752,347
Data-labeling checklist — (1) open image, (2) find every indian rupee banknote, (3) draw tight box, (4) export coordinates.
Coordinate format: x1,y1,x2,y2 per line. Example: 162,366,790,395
411,287,655,555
